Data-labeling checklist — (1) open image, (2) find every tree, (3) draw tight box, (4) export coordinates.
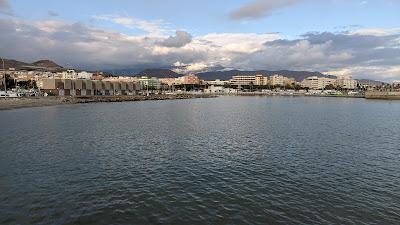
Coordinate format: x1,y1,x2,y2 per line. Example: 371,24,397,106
325,84,336,90
0,74,16,90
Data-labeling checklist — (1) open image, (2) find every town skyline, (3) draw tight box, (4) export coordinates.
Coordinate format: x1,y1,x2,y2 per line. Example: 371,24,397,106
1,0,399,82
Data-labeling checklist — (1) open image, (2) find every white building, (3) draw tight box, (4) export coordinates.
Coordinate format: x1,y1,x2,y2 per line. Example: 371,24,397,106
230,75,268,86
336,75,357,90
301,76,337,90
230,76,257,86
269,75,285,86
77,71,93,80
61,70,77,80
207,79,228,86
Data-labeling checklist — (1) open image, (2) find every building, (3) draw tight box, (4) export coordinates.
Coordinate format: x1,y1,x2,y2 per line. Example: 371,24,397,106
40,78,139,96
206,79,229,86
178,74,200,85
336,75,357,90
138,76,161,90
159,78,178,86
77,71,93,80
301,76,337,90
283,77,296,86
255,75,268,86
61,70,77,80
230,76,257,86
269,75,284,86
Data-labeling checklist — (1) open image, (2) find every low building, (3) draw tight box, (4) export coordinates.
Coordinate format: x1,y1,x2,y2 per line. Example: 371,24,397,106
138,76,161,90
61,70,77,80
41,78,64,96
40,78,138,96
206,79,228,86
77,71,93,80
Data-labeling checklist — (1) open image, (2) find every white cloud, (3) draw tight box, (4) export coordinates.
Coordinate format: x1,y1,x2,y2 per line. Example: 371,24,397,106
350,28,400,36
325,66,400,81
92,15,168,36
229,0,309,20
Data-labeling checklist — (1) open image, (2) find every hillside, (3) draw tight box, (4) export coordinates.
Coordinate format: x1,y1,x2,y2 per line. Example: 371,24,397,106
138,69,181,78
1,59,31,70
1,58,63,71
32,60,63,69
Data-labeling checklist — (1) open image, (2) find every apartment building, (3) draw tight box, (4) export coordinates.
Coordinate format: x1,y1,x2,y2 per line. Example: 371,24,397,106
230,76,257,86
177,74,201,85
301,76,337,90
336,75,357,89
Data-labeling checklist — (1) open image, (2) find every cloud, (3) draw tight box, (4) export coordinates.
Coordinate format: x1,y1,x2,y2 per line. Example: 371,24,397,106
0,17,399,81
0,0,9,9
0,0,12,15
229,0,306,20
158,31,192,47
92,15,168,36
48,10,59,17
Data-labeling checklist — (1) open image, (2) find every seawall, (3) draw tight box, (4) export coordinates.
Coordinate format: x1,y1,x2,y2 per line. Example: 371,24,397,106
365,91,400,100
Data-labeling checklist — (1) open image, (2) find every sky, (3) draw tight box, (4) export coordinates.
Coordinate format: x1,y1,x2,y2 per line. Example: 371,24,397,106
0,0,399,81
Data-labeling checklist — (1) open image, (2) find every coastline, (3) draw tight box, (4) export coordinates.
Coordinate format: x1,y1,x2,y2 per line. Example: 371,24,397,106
0,94,217,111
2,91,399,111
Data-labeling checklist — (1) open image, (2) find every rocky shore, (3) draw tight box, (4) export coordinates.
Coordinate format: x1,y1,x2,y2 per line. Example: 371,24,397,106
0,94,217,111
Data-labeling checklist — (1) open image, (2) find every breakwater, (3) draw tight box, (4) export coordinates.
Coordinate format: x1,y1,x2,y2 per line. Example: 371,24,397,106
0,94,216,110
365,91,400,100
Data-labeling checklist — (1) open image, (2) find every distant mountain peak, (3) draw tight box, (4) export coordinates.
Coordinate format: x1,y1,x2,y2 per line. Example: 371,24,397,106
32,60,63,68
138,68,181,78
1,58,63,71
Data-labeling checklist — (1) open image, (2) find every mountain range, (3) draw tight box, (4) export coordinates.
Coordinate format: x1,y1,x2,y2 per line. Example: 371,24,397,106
195,70,337,82
1,58,387,84
1,58,63,71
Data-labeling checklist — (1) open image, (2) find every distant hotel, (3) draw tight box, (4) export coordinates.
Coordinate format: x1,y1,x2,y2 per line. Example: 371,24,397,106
301,75,357,90
229,75,295,86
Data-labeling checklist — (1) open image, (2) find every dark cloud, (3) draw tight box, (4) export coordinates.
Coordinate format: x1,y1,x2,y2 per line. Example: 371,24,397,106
158,31,192,47
229,0,305,20
48,10,59,17
0,0,9,8
0,0,12,15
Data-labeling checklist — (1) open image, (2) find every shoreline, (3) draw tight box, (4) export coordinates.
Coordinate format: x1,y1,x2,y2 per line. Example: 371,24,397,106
0,94,217,111
1,92,399,111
